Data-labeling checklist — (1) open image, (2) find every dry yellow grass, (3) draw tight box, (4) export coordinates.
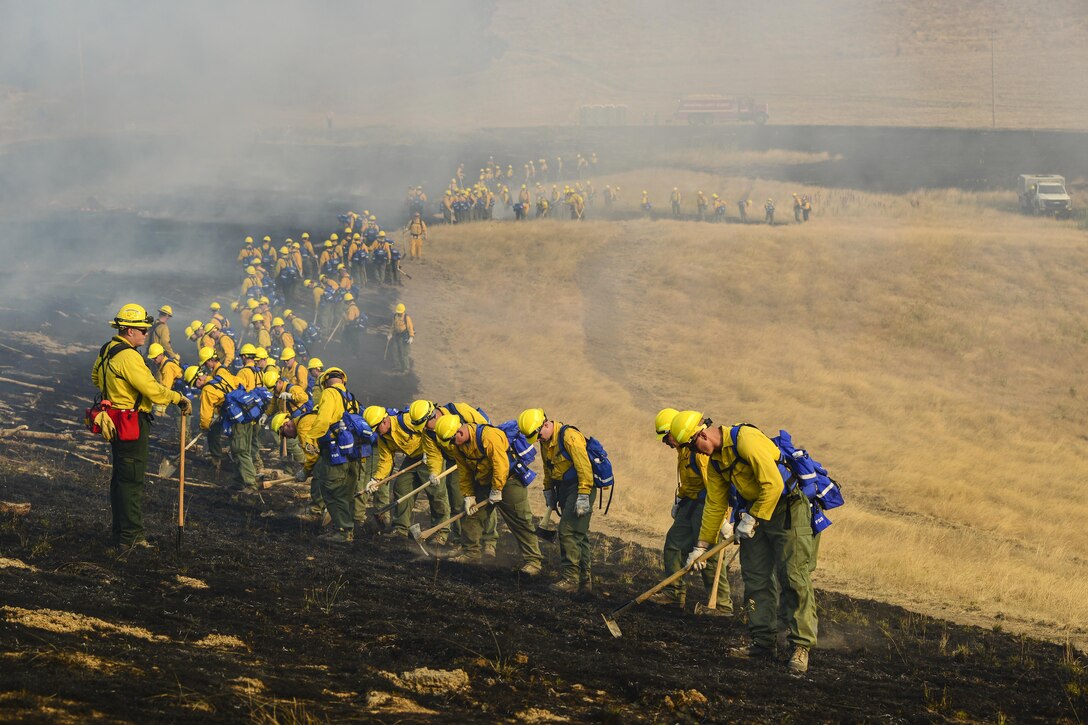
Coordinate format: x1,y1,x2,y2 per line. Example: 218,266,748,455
402,185,1088,646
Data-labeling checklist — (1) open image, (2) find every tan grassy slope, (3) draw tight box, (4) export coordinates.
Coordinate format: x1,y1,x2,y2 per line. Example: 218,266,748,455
401,191,1088,645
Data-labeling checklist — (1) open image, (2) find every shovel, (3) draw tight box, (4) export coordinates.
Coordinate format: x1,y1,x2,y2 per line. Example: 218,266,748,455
372,465,456,518
177,413,188,553
160,429,202,477
352,459,426,498
694,542,733,616
602,539,735,638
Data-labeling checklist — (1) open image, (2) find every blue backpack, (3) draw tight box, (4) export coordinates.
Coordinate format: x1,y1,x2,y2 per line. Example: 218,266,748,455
373,246,389,263
556,425,615,514
476,421,537,486
724,424,844,534
222,385,272,431
351,247,369,266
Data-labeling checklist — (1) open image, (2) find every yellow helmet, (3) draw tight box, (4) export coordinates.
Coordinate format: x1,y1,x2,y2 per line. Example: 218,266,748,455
378,231,386,238
254,347,269,360
343,227,351,234
307,357,323,370
271,317,284,327
336,263,345,270
395,303,406,314
324,240,333,248
252,257,263,266
209,302,220,311
279,246,288,254
368,215,376,221
434,414,462,444
246,299,259,309
270,412,289,434
301,232,310,240
259,296,269,305
198,347,218,366
183,365,200,385
318,366,346,385
279,347,296,362
283,309,293,317
158,304,174,317
330,233,338,242
654,407,680,440
262,235,271,243
343,293,354,302
245,236,253,244
362,405,387,428
183,325,193,337
146,343,165,359
669,410,706,445
230,301,239,312
353,233,361,240
110,303,154,330
262,368,280,388
190,319,202,331
202,321,219,333
407,399,436,430
251,313,264,323
246,265,256,275
240,343,258,357
517,408,546,443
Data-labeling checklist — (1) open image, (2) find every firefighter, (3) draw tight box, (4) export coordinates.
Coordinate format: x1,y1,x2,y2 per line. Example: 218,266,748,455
713,193,727,222
300,232,317,279
764,198,776,225
341,293,367,355
362,405,449,543
671,187,682,218
270,317,294,360
148,305,177,360
203,321,235,369
517,408,596,593
649,408,731,613
268,369,309,479
696,191,708,221
91,304,191,548
146,343,183,418
738,199,751,223
299,367,361,542
801,195,812,221
371,232,392,285
209,301,230,331
250,314,272,351
641,190,652,217
237,236,257,265
406,400,498,554
434,415,542,574
388,303,413,374
567,190,585,221
406,212,427,261
793,193,803,222
279,347,309,389
195,346,243,484
305,357,323,394
442,190,454,224
670,411,817,673
284,309,308,338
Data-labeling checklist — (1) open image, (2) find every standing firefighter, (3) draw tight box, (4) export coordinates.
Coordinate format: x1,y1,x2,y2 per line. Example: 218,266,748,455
388,303,414,374
650,408,731,613
764,198,776,225
671,187,682,218
670,411,817,673
406,212,427,261
90,303,191,549
518,408,596,593
148,305,177,360
434,415,543,574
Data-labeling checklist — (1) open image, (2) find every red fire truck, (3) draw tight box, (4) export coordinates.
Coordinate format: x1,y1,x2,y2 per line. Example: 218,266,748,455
674,95,769,125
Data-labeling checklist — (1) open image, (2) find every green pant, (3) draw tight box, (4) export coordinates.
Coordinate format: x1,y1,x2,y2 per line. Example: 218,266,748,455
739,494,818,649
663,497,732,610
314,454,353,535
109,412,150,545
207,420,225,466
443,458,496,546
284,435,305,473
556,481,594,584
393,460,450,541
462,482,542,566
391,335,410,372
229,421,258,491
353,455,379,522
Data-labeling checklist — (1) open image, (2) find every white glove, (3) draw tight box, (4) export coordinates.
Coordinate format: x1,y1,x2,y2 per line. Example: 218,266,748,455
719,519,734,541
575,493,591,517
427,473,440,489
685,546,708,571
278,392,292,400
670,498,680,519
294,468,308,483
386,332,393,341
258,414,268,427
543,489,556,511
488,487,503,505
408,336,414,344
365,478,381,494
735,512,758,540
464,495,478,515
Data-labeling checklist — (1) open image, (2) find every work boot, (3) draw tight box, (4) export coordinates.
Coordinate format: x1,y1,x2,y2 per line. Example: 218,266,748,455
482,542,497,559
648,590,684,608
700,606,733,618
787,646,810,674
519,562,542,577
731,642,774,660
448,550,482,564
120,539,155,553
318,529,353,544
550,579,579,594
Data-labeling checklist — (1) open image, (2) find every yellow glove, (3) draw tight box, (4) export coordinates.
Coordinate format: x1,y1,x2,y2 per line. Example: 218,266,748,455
95,410,116,442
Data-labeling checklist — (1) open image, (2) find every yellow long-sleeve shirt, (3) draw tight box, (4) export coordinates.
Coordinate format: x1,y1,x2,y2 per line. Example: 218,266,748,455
91,337,182,413
271,383,309,415
294,413,321,472
288,316,307,337
392,313,414,336
157,358,183,392
446,423,510,495
540,421,594,495
677,446,710,500
253,327,271,350
281,360,308,389
236,363,259,392
149,321,177,359
275,330,295,352
215,334,235,368
374,413,443,480
699,424,786,543
310,384,347,441
198,367,240,430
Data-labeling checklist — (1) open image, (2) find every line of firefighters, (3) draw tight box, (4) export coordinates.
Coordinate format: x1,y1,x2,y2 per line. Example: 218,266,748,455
91,211,819,676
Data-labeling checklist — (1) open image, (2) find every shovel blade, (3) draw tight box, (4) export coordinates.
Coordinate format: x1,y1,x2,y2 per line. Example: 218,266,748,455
602,613,623,639
158,458,177,478
535,527,557,543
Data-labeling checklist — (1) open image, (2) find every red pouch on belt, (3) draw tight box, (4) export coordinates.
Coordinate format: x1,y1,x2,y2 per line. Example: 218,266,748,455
105,407,141,441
